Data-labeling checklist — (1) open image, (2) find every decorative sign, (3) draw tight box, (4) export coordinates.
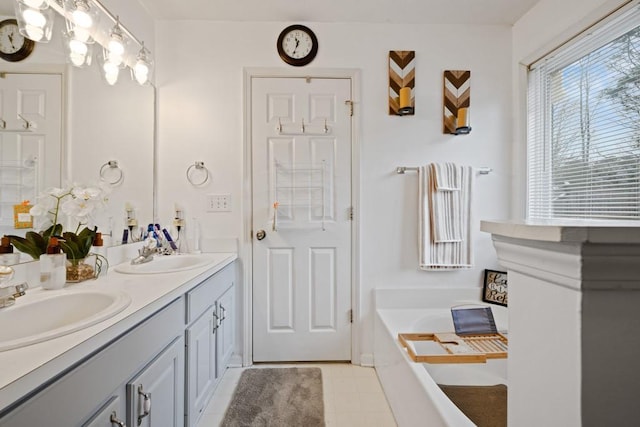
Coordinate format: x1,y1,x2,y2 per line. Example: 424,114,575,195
482,269,507,307
443,70,471,134
389,50,415,116
13,201,32,229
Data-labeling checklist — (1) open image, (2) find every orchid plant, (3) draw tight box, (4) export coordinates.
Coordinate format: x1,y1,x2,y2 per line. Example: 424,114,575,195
8,183,110,269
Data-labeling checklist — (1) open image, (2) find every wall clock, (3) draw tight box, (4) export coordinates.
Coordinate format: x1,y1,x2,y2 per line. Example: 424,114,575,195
277,25,318,67
0,19,34,62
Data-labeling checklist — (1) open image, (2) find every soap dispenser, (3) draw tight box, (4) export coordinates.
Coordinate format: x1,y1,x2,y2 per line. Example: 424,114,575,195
173,206,187,253
40,237,66,290
91,232,108,277
0,236,20,265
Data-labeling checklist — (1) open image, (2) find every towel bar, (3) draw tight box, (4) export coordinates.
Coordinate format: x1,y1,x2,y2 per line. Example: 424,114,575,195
396,166,492,175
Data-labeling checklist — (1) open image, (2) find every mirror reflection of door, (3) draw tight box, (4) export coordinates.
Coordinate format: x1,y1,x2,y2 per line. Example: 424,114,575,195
0,73,62,239
251,76,353,362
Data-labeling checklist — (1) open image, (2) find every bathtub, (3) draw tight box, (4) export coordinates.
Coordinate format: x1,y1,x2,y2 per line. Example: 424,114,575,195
373,288,508,427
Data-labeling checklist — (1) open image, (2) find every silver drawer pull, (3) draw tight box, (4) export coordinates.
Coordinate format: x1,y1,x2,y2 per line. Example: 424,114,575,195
110,411,126,427
213,312,220,332
137,385,151,425
220,304,226,321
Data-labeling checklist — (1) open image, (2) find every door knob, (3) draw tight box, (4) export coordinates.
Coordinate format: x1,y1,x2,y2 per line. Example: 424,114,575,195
256,230,266,240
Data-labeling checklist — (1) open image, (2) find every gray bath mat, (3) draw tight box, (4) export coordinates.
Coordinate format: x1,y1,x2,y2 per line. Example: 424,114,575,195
221,367,325,426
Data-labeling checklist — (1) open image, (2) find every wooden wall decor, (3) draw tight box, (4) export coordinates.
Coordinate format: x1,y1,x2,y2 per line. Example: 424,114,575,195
389,50,415,116
443,70,471,134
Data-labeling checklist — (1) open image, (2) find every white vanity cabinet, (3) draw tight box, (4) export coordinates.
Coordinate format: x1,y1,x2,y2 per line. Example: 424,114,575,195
185,262,235,427
0,257,237,427
0,297,185,427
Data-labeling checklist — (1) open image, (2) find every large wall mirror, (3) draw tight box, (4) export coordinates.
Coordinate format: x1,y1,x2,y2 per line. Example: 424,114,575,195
0,0,154,264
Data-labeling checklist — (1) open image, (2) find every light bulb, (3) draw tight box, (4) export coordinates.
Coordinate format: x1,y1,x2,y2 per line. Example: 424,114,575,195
134,61,149,85
103,60,119,85
69,52,87,66
22,8,46,27
72,9,92,28
69,39,87,55
21,0,48,9
72,27,91,43
108,38,124,56
25,24,44,41
107,50,123,66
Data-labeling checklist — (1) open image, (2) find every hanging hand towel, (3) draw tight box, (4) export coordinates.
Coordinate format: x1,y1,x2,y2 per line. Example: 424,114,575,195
418,163,474,270
430,162,462,243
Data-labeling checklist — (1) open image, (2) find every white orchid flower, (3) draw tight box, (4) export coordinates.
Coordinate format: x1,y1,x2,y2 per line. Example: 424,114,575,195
61,197,97,220
72,186,103,201
44,187,69,198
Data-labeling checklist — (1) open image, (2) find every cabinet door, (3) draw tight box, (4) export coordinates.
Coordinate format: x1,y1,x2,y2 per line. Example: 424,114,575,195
185,307,217,427
216,285,235,375
127,336,185,427
83,395,127,427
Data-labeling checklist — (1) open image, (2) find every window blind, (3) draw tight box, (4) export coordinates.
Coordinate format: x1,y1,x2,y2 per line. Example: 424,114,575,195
527,4,640,220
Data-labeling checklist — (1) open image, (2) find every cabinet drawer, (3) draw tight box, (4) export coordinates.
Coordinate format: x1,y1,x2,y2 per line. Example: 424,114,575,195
186,263,234,324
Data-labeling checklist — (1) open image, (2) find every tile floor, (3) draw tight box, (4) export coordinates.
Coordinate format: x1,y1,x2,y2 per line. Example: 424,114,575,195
196,363,398,427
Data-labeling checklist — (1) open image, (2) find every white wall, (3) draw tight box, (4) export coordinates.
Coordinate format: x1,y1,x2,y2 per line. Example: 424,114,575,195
156,21,513,362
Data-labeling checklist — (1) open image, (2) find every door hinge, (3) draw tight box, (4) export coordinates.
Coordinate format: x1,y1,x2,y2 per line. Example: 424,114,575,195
345,100,354,116
349,309,353,323
348,207,354,220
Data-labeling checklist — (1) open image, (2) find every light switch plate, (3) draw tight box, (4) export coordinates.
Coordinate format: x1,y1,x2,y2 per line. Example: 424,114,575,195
206,194,231,212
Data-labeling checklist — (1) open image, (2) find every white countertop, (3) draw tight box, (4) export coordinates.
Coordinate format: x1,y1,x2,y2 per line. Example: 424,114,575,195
481,219,640,243
0,252,237,412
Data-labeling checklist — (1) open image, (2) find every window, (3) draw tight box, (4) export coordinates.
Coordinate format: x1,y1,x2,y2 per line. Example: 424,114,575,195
527,5,640,220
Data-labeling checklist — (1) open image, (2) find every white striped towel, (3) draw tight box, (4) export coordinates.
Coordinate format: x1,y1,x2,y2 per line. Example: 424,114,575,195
432,162,460,191
430,162,462,242
418,163,474,270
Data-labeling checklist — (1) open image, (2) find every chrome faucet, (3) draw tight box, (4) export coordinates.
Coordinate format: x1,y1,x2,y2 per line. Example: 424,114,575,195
0,265,28,308
130,245,159,265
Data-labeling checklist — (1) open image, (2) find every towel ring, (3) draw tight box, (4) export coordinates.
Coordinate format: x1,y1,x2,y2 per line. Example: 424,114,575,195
99,160,124,185
186,161,209,186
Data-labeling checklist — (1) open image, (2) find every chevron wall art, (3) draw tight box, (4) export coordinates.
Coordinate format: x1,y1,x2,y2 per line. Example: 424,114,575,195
443,70,471,134
389,50,415,116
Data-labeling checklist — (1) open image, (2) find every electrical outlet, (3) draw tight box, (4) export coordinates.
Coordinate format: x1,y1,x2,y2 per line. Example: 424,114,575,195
206,194,231,212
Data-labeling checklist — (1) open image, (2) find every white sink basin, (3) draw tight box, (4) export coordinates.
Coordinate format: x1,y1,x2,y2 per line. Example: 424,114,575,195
114,254,214,274
0,289,131,352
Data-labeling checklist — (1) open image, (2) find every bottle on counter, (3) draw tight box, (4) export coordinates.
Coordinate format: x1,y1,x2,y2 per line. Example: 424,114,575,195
91,232,108,277
40,237,66,290
0,236,20,265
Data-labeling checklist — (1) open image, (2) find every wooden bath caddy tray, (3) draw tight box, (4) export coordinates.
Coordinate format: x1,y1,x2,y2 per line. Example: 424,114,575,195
398,332,508,364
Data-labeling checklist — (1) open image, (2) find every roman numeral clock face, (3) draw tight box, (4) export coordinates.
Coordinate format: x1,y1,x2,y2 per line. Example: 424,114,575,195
277,25,318,66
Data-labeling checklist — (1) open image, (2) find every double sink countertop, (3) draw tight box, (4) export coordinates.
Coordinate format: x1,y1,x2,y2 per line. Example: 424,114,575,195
0,252,237,413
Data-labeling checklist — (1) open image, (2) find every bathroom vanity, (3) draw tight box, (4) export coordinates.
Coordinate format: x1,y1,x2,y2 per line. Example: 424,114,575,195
0,252,237,427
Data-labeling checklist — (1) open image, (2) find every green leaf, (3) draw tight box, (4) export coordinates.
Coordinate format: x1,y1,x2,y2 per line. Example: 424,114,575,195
7,235,42,260
25,231,47,254
61,231,93,260
42,223,63,239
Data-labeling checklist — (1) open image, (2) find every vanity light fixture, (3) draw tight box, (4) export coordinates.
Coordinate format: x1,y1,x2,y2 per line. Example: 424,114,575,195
14,0,54,42
11,0,153,86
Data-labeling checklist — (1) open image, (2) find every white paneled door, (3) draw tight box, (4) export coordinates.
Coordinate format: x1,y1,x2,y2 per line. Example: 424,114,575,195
0,73,62,235
252,76,352,362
